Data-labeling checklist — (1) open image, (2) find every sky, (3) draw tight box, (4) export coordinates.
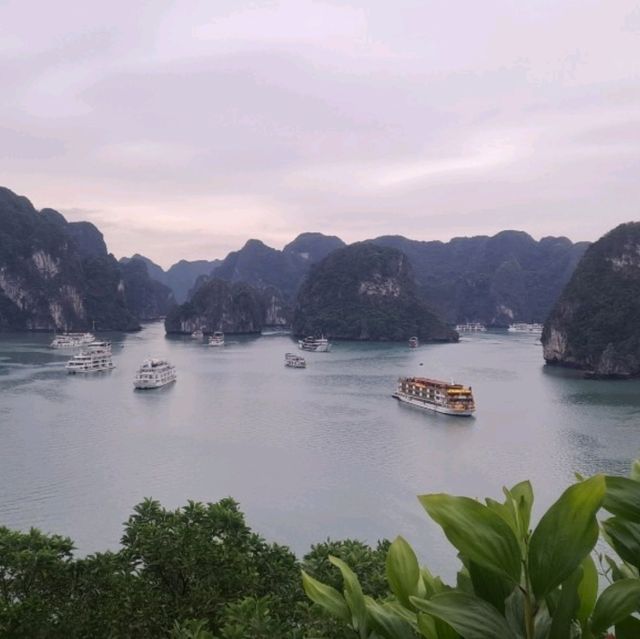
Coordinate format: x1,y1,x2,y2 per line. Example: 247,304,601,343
1,0,639,268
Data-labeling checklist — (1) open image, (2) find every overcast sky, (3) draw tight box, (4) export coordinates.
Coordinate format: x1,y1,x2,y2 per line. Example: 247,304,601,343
1,1,638,267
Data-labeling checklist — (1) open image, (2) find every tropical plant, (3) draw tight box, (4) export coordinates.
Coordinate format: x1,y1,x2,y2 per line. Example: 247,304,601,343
303,460,640,638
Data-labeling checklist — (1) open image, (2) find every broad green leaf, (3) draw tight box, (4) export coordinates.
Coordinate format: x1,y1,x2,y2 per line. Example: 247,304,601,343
365,598,416,639
528,475,605,599
419,494,521,583
468,560,514,614
602,517,640,571
504,588,526,638
386,536,420,608
421,566,449,597
456,566,474,593
616,615,640,639
486,497,517,534
328,556,368,635
604,476,640,522
417,612,460,639
506,480,534,540
411,591,516,639
604,554,638,581
576,555,598,624
301,570,350,623
590,578,640,633
631,459,640,482
548,568,581,639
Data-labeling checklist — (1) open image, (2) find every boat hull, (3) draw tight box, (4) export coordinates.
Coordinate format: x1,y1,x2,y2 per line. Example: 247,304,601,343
66,364,114,374
298,342,331,352
134,378,176,390
392,392,474,417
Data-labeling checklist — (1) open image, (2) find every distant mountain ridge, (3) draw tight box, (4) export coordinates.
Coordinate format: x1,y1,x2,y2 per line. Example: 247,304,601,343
120,254,220,303
181,230,587,328
371,231,589,325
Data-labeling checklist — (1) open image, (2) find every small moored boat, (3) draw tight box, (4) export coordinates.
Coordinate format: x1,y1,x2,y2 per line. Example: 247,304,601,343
393,376,475,416
298,336,331,352
191,328,204,339
208,331,225,347
285,353,306,368
134,359,177,389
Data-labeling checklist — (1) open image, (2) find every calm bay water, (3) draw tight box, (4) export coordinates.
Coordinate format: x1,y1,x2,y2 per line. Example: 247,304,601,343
1,322,639,578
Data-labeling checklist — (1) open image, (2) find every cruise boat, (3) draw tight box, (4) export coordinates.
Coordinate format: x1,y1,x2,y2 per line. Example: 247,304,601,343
508,323,543,334
49,332,95,349
409,336,419,348
393,376,475,416
285,353,306,368
191,328,204,339
455,323,487,333
65,342,114,374
208,331,225,347
134,359,177,389
298,336,331,352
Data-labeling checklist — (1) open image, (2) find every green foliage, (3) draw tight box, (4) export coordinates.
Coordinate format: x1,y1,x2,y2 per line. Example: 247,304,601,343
292,242,458,342
304,460,640,639
542,222,640,376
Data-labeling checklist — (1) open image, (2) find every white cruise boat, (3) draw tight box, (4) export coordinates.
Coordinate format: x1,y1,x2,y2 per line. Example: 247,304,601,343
455,322,487,333
508,323,543,334
134,359,177,389
285,352,306,368
298,336,331,352
409,336,419,348
208,331,225,347
191,328,204,339
65,342,114,374
49,332,95,349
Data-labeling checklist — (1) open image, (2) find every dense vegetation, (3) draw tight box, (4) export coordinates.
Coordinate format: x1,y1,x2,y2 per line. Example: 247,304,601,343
3,460,640,638
164,278,265,334
306,459,640,639
120,259,175,319
542,222,640,377
373,231,588,326
293,242,457,341
0,186,170,331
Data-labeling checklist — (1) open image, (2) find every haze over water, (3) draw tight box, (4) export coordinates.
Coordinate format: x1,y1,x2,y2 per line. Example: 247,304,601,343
1,323,638,578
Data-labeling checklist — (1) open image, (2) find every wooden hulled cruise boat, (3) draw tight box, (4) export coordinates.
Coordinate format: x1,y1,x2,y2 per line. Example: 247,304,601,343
393,376,475,416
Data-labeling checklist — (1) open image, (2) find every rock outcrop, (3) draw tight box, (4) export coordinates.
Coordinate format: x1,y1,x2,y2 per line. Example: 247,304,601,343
164,278,264,334
292,242,457,342
542,222,640,378
119,259,175,320
0,186,173,331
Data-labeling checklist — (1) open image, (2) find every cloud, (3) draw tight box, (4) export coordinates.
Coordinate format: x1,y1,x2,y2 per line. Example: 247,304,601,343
0,0,638,267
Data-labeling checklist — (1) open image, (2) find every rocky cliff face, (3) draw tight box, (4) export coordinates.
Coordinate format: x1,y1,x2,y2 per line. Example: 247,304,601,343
372,231,588,325
119,259,175,320
0,186,168,331
542,222,640,378
164,278,264,334
292,242,457,342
